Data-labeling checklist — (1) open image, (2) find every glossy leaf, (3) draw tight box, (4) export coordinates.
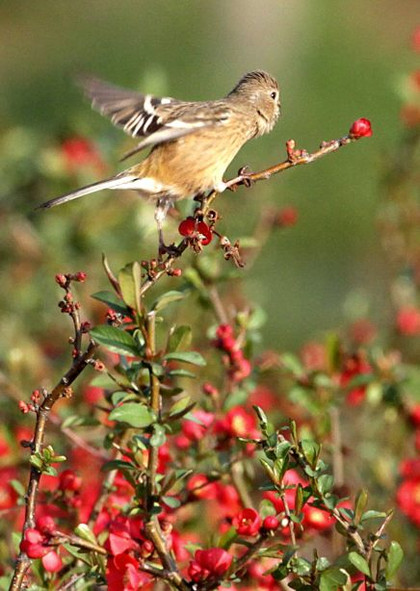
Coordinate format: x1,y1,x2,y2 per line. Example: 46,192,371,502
109,402,156,428
169,396,192,417
118,262,142,315
348,552,370,577
385,541,403,579
164,351,206,366
90,325,140,356
168,325,192,352
319,567,348,591
152,290,186,312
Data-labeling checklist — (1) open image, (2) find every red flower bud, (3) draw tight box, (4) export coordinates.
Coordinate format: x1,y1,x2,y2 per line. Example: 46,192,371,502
262,515,280,531
18,401,30,414
55,274,67,287
349,118,373,139
75,271,87,282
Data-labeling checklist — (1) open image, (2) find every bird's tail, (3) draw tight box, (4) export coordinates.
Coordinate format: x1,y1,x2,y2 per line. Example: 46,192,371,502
36,175,131,210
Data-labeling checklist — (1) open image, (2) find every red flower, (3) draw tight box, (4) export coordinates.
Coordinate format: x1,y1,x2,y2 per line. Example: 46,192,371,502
233,508,261,536
59,469,82,492
107,552,151,591
302,505,333,531
188,547,233,582
178,217,213,245
187,474,218,500
20,526,62,573
349,118,373,139
105,516,143,556
396,306,420,335
182,410,214,442
216,406,257,439
339,354,372,406
396,474,420,527
410,405,420,428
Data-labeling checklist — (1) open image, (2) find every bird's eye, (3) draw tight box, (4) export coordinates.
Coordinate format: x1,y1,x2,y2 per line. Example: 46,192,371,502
270,91,277,100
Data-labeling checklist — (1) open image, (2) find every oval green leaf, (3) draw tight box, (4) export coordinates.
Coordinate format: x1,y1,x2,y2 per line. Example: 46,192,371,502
164,351,206,366
90,325,140,357
109,402,156,428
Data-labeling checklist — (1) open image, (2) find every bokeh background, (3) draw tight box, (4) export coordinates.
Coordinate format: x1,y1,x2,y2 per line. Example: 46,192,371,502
0,1,419,585
0,0,418,353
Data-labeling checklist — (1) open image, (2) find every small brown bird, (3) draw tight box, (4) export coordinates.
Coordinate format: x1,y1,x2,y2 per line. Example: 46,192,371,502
38,71,281,249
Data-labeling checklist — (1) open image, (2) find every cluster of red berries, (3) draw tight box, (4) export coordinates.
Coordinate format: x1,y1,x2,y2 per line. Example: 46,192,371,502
178,217,213,251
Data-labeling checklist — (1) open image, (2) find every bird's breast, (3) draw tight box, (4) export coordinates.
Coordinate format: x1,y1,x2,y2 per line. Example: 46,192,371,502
140,127,248,198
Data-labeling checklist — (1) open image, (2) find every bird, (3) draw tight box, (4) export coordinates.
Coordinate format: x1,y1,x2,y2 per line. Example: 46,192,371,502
38,70,281,251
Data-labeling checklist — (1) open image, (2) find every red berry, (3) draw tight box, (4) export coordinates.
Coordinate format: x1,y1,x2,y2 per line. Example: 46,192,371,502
349,118,373,139
262,515,280,531
178,217,196,236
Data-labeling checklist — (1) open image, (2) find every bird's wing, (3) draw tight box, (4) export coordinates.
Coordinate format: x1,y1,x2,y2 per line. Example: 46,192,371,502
78,76,230,157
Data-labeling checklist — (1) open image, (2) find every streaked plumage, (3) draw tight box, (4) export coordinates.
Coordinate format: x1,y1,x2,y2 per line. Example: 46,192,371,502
38,70,281,247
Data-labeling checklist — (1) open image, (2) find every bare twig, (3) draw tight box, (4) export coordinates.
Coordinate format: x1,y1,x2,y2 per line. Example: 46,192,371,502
9,276,98,591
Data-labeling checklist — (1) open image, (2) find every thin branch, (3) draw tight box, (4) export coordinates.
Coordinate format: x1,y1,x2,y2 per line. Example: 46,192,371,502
9,275,98,591
139,132,363,296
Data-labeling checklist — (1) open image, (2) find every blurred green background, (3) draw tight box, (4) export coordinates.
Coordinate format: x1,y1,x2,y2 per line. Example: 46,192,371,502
0,0,418,369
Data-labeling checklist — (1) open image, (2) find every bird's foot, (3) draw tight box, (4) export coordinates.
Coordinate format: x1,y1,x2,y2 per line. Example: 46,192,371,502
219,166,254,192
158,241,183,259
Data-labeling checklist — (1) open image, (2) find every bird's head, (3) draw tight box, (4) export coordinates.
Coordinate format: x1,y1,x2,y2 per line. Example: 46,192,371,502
229,70,281,136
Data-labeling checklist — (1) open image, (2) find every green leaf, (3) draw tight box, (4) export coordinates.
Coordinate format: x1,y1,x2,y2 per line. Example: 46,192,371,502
164,351,206,366
61,415,100,429
109,402,156,428
90,325,140,356
320,567,349,591
10,479,26,497
218,526,237,549
169,396,193,417
318,474,334,495
74,523,98,545
385,541,403,579
168,325,192,352
167,369,197,379
360,510,387,523
101,459,136,473
280,353,304,376
326,332,341,373
294,483,304,514
348,552,371,577
111,391,134,406
162,495,181,509
152,290,186,312
118,262,142,315
29,454,43,470
354,489,368,525
300,439,321,468
91,290,131,317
